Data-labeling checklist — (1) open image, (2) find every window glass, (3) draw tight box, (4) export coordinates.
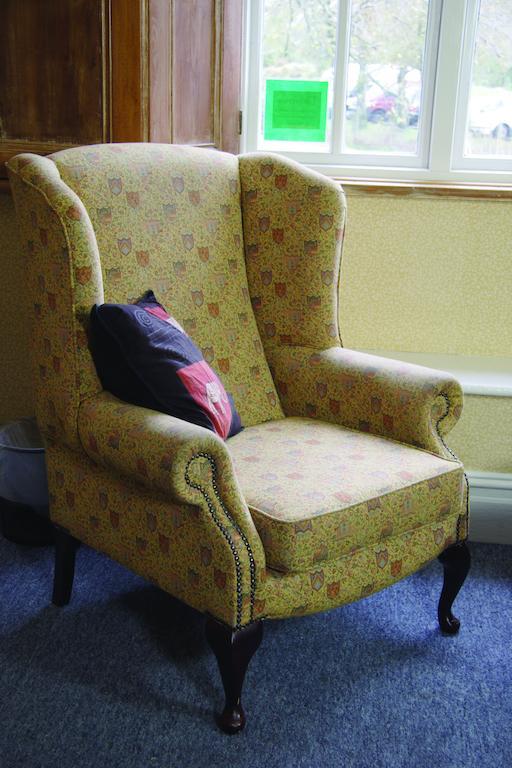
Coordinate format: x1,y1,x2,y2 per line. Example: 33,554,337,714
344,0,429,155
465,0,512,157
260,0,338,151
248,0,512,181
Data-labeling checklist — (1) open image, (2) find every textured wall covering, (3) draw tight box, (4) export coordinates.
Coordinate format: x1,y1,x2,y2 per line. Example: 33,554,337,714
1,186,510,474
0,194,33,424
340,194,512,357
337,191,512,474
449,395,512,473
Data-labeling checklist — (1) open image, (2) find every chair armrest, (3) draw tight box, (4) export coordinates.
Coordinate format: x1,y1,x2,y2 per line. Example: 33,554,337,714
270,345,464,459
78,392,266,626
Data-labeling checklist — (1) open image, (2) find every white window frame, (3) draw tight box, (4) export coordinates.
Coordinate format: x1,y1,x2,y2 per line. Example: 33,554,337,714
241,0,512,185
451,0,512,173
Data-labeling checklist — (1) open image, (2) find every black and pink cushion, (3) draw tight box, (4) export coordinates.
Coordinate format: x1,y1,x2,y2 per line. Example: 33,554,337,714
89,290,242,439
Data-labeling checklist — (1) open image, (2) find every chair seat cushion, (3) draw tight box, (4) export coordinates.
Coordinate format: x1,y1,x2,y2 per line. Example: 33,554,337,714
227,417,464,573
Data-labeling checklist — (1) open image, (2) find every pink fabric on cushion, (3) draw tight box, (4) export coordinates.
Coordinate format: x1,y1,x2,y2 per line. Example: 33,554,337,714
177,360,233,440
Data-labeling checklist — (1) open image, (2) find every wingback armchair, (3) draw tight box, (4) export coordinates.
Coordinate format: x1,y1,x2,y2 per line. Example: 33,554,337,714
7,144,470,733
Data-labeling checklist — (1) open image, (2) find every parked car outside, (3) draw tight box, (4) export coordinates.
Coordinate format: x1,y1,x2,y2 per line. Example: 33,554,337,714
366,91,419,125
345,65,421,127
468,85,512,138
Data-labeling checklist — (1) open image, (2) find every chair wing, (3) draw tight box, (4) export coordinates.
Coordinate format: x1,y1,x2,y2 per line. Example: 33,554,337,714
239,152,346,352
7,153,103,449
239,153,463,458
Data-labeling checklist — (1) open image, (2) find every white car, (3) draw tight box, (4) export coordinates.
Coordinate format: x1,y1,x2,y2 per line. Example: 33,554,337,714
469,86,512,138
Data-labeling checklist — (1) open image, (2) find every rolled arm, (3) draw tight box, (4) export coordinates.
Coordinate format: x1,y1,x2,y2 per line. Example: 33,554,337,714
270,345,463,459
78,391,266,627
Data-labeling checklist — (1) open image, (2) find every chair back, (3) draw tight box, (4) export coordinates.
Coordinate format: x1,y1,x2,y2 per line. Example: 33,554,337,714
7,144,282,447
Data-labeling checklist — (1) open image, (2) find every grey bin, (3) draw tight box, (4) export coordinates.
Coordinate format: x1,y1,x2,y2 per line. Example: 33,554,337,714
0,418,49,511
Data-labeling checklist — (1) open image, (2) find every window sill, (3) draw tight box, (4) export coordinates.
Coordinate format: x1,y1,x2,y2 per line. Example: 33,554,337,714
336,178,512,201
356,350,512,397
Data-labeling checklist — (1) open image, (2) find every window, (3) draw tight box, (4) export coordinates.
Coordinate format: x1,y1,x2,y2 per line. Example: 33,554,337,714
243,0,512,183
452,0,512,172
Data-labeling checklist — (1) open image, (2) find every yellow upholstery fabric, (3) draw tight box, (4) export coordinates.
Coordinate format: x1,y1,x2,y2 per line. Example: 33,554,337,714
45,440,257,628
7,155,102,449
228,417,464,572
269,345,464,459
10,145,283,431
239,153,346,352
260,508,464,620
52,144,283,427
6,145,468,631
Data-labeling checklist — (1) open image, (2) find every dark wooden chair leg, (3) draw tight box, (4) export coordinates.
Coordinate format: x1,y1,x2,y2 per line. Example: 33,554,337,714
52,526,80,607
205,617,263,734
438,541,470,635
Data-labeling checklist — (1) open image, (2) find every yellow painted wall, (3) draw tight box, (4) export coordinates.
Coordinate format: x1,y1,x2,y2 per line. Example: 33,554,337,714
1,188,510,473
340,193,512,357
449,395,512,474
339,191,512,474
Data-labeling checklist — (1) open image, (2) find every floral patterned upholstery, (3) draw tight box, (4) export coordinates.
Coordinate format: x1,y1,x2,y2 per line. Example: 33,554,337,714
239,153,345,352
260,511,463,620
268,345,463,458
228,417,464,573
7,145,467,631
9,145,282,438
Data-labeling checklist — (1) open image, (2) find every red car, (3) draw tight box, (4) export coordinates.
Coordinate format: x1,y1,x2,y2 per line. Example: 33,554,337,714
367,91,419,126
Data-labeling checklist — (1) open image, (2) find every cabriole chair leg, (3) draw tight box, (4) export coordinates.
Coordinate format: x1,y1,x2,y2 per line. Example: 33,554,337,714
52,526,80,607
437,541,471,635
205,617,263,734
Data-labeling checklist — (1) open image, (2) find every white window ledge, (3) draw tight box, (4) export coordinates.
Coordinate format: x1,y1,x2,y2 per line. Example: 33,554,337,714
356,350,512,397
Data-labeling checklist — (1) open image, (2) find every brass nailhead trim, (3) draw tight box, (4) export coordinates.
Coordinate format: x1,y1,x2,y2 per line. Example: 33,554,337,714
184,452,256,629
435,392,470,544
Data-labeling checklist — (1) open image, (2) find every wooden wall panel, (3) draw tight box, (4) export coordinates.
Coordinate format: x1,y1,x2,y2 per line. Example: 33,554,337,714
149,0,172,143
0,0,107,144
111,0,148,142
0,0,244,180
171,0,216,146
0,0,109,177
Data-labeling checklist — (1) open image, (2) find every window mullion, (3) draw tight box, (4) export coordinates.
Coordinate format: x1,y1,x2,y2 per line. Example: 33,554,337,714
429,0,468,176
242,0,264,154
331,0,351,155
413,0,443,168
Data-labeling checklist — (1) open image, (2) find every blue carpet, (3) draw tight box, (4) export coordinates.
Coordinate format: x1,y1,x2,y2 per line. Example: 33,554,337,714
0,537,511,768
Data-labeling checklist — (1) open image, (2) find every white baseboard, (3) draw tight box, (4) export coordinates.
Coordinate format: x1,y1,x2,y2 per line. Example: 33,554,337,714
467,472,512,545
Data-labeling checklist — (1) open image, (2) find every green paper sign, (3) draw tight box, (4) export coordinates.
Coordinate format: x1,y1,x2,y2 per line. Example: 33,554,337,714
264,80,328,142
